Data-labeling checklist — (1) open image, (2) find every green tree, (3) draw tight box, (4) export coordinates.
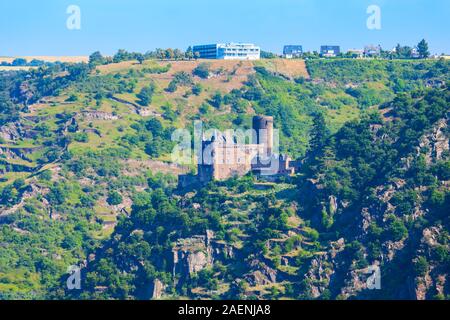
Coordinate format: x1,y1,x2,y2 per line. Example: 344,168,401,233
210,92,223,109
0,185,19,205
261,51,278,59
417,39,430,59
155,48,165,60
89,51,105,66
166,81,178,93
136,53,145,65
12,179,25,190
173,49,184,60
137,83,156,106
309,112,330,161
395,44,413,59
165,49,175,60
199,103,210,114
145,118,163,136
67,63,92,81
113,49,129,63
185,46,194,60
192,83,203,96
11,58,27,66
107,191,123,206
387,218,408,241
414,256,429,276
145,143,161,158
47,184,68,205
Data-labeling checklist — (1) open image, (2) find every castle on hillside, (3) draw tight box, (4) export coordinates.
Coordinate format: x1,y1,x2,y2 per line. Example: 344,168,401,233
178,116,300,189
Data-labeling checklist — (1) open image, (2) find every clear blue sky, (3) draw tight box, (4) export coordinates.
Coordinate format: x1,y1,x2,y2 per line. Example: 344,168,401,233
1,0,449,56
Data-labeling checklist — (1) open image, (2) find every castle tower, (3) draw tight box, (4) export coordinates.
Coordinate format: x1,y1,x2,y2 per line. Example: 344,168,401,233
253,116,274,155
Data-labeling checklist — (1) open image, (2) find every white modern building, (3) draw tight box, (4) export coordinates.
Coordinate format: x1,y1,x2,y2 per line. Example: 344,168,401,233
193,43,260,60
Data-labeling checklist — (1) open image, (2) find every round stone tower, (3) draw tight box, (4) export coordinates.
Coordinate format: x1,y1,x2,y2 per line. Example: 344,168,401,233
253,115,274,154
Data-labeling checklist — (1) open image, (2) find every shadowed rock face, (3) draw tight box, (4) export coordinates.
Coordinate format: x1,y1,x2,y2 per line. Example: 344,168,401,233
187,250,211,274
0,122,22,141
171,230,236,286
172,232,215,278
244,259,278,287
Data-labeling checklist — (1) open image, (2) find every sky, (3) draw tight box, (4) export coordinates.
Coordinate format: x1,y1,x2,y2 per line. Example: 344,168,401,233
1,0,449,56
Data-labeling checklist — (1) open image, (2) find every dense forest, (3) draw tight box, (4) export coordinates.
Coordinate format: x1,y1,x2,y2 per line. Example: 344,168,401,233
0,55,448,300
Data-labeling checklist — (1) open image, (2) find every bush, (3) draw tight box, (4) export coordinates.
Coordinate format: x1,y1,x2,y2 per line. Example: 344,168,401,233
166,81,178,93
66,94,78,102
162,105,177,121
413,256,429,277
166,71,193,93
210,92,223,109
0,185,19,206
199,103,210,114
73,132,89,143
39,170,53,181
12,179,25,190
193,63,210,79
192,83,203,95
145,143,160,158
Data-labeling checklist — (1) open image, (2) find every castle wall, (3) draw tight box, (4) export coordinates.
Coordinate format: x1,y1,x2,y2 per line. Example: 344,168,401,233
253,116,274,155
211,143,261,181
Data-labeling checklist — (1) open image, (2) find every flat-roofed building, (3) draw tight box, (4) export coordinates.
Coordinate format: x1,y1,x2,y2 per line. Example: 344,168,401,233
320,45,341,57
192,44,220,59
193,43,260,60
283,45,303,59
347,49,364,58
364,45,382,57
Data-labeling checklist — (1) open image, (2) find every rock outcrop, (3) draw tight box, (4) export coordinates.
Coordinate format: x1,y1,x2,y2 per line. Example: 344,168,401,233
172,232,214,278
152,279,166,300
244,259,278,286
418,118,449,165
80,111,119,121
0,122,21,141
305,254,334,299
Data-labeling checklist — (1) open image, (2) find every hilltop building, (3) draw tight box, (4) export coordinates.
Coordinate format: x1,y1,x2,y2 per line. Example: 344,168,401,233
411,47,421,59
320,45,341,57
364,45,382,57
347,49,364,58
178,116,300,189
283,45,303,59
193,43,260,60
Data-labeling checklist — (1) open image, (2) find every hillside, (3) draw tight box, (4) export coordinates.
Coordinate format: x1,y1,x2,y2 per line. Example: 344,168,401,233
0,57,449,299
